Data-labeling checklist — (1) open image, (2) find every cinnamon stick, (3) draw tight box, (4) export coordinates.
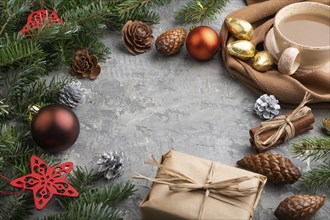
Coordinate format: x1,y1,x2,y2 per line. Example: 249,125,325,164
250,111,315,138
250,124,314,152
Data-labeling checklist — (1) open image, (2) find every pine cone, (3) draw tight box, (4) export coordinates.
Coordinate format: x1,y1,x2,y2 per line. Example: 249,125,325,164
274,194,326,220
254,94,280,120
155,28,186,56
59,80,83,109
237,153,301,184
122,20,154,55
97,150,125,180
72,48,101,79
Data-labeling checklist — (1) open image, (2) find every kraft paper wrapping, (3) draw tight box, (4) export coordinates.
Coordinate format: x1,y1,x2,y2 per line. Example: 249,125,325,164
140,150,267,220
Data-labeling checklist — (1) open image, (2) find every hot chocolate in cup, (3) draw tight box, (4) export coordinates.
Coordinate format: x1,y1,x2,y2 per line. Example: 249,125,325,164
274,2,330,75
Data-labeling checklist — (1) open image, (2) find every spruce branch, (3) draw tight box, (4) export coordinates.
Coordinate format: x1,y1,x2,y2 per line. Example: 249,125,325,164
115,0,172,25
61,2,109,35
0,99,9,116
37,203,124,220
292,137,330,162
56,166,103,209
175,0,230,24
0,193,34,220
3,75,72,122
69,182,136,208
0,0,29,37
0,33,46,70
298,162,330,193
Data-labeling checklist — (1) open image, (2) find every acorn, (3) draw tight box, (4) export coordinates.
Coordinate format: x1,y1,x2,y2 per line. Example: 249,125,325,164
227,40,255,61
253,51,274,72
274,194,326,220
155,28,186,56
225,17,254,41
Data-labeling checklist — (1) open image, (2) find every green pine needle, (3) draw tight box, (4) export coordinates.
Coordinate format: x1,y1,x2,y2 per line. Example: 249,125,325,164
115,0,172,25
175,0,230,24
298,162,330,193
38,203,124,220
70,182,136,208
0,194,34,220
292,137,330,162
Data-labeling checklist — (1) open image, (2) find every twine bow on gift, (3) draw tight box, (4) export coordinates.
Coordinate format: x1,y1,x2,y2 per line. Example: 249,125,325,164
134,155,266,220
254,93,311,152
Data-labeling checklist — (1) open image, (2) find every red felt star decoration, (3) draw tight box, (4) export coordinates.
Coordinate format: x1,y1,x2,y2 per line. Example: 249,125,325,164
10,155,79,210
20,9,63,36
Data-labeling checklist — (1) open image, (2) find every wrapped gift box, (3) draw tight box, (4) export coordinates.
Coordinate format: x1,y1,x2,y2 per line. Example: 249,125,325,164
137,150,267,220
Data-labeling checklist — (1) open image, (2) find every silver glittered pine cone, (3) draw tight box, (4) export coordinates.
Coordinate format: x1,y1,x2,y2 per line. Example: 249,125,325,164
254,94,280,120
59,80,83,109
97,150,124,180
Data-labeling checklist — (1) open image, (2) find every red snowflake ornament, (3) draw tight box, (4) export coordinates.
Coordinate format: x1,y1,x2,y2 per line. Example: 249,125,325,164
20,9,63,36
10,155,79,210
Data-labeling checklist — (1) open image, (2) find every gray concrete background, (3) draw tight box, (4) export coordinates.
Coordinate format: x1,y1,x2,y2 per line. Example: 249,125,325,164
35,0,330,219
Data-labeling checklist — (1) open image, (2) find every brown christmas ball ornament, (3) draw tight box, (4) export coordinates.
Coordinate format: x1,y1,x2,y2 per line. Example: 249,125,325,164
31,104,80,152
274,194,326,220
122,20,154,55
155,28,186,56
186,26,220,61
72,48,101,80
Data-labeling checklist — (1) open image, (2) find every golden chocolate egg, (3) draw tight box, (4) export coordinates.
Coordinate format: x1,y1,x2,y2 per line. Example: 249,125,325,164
227,40,255,60
253,51,274,72
225,17,254,41
323,118,330,134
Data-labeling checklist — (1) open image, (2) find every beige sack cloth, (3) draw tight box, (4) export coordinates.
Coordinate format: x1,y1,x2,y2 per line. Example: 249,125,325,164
220,0,330,108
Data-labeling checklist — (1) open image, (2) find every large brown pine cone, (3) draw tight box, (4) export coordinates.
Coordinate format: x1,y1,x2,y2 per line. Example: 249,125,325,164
274,194,326,220
122,20,154,55
72,48,101,80
237,153,301,184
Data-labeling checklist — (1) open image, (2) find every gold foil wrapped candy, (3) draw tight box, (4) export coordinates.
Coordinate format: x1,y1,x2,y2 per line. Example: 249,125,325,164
323,118,330,134
227,40,255,61
253,51,274,72
225,17,254,41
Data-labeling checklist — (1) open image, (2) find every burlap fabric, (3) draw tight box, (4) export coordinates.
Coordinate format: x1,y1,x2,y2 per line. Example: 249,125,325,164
220,0,330,108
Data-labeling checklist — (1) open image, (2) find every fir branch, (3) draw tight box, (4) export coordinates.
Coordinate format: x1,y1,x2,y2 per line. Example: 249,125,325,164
51,35,110,65
0,0,29,37
69,182,136,208
0,33,46,70
0,194,34,220
0,99,9,117
175,0,230,24
292,137,330,162
115,0,172,25
61,2,109,35
298,161,330,193
3,75,72,122
56,166,103,209
38,203,124,220
26,22,80,45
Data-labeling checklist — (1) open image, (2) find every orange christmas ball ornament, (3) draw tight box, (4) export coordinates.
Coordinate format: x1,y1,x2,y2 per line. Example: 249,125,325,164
186,26,220,61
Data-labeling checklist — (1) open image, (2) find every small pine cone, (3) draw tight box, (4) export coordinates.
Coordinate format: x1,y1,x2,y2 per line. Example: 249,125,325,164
59,80,83,109
122,20,154,55
155,28,186,56
72,48,101,79
237,153,301,184
254,94,280,120
274,194,326,220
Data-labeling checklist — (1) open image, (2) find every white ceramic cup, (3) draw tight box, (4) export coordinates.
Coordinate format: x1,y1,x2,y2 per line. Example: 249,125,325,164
274,2,330,75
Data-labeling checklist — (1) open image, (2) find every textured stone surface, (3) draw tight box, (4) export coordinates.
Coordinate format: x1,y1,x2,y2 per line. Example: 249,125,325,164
33,0,329,219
